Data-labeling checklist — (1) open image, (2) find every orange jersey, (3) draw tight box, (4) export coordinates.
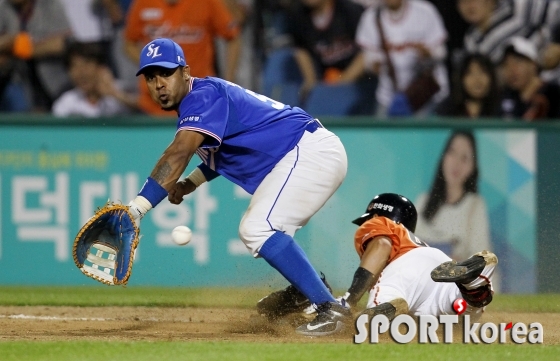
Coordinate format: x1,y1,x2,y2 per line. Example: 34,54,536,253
125,0,240,115
354,217,427,264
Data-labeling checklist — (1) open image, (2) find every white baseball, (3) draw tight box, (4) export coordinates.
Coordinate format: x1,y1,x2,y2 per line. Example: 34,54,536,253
171,226,192,245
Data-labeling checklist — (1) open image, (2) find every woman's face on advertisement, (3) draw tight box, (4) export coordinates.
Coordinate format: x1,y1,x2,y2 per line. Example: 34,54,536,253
443,135,475,188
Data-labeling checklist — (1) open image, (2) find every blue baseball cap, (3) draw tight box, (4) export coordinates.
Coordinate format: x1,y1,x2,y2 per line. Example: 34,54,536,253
136,38,187,76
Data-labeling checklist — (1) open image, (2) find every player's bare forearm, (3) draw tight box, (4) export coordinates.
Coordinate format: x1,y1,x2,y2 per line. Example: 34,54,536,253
150,153,191,190
150,130,205,190
151,162,173,184
360,236,392,277
343,236,391,307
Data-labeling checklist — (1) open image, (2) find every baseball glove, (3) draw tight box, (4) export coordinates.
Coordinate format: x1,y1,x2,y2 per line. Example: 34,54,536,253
73,202,140,286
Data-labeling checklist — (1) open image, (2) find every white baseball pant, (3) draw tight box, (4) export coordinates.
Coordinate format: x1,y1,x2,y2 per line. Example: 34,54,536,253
238,127,347,257
367,247,486,318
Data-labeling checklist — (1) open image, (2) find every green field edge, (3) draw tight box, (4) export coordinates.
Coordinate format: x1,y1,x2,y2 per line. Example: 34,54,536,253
0,287,560,313
0,341,559,361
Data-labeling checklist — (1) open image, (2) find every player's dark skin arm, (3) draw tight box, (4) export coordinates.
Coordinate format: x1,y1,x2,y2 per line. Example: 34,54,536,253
142,65,204,195
345,235,392,307
360,236,392,275
149,129,205,191
142,66,205,204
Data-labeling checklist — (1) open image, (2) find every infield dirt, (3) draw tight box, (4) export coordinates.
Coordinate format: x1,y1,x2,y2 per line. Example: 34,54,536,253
0,306,558,344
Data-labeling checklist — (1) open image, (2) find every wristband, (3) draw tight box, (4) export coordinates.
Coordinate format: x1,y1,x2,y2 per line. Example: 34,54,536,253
187,167,207,187
198,163,220,181
346,267,375,307
138,177,168,207
128,195,152,219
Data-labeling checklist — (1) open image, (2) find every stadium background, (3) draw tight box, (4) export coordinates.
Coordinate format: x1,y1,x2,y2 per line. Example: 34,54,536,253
2,0,560,357
1,119,560,360
1,117,558,294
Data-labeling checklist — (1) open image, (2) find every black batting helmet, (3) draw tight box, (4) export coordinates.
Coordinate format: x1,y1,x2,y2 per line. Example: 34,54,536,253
352,193,418,232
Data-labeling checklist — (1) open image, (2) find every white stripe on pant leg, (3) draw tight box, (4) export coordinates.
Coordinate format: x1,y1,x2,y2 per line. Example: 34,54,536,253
238,129,347,257
238,145,300,256
265,145,300,231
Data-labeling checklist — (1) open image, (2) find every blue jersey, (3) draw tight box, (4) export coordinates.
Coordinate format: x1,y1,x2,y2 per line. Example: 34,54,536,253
177,77,316,194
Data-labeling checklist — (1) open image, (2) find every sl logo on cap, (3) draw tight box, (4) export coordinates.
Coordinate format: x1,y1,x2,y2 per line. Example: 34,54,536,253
146,44,162,58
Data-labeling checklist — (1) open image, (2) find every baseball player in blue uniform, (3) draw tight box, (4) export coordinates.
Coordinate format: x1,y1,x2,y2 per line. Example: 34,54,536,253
127,38,350,335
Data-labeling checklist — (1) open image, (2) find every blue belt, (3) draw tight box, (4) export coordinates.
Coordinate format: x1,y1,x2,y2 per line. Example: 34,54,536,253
305,119,324,133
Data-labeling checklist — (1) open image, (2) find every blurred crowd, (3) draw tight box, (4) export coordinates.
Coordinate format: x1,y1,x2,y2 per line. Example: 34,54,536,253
1,0,560,121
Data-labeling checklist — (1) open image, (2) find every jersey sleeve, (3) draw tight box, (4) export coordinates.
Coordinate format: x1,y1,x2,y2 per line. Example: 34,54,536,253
176,84,229,148
209,0,240,40
354,217,422,264
354,217,402,260
124,0,144,42
197,163,220,181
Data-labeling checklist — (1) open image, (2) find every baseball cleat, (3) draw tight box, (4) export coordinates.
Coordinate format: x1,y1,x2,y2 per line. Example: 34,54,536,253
295,300,352,336
431,251,498,308
359,298,409,321
430,250,498,286
256,272,332,320
457,284,493,308
303,294,349,317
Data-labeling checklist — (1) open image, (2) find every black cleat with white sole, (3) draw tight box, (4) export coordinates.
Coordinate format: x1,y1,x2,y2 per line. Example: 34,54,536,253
431,254,487,284
257,272,332,321
431,251,498,308
295,300,352,336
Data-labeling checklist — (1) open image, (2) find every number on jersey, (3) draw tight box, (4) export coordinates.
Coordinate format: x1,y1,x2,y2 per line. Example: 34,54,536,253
245,89,286,110
407,229,428,247
225,80,286,110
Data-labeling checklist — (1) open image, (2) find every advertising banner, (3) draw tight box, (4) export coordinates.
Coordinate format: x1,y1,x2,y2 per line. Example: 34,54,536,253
0,126,535,292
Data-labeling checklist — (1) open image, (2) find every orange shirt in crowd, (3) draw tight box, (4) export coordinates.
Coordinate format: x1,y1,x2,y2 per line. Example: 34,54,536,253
125,0,240,115
354,217,426,264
